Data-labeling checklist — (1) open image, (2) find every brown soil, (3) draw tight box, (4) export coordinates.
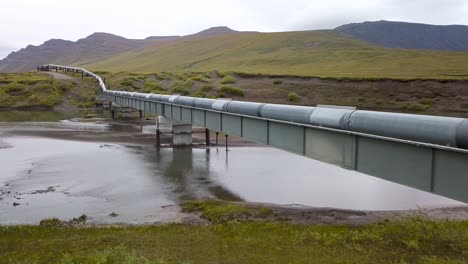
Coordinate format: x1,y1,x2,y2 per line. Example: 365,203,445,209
178,201,468,226
44,72,74,80
106,72,468,118
233,76,468,118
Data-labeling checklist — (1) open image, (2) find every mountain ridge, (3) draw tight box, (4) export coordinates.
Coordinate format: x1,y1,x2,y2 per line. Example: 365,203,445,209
335,20,468,51
0,26,243,72
2,22,468,74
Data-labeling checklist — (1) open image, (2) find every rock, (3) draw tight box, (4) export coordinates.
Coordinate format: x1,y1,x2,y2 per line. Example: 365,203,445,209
109,212,119,217
31,186,56,194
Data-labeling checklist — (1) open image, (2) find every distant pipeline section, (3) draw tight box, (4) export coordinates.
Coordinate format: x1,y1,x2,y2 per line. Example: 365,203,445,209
40,64,468,150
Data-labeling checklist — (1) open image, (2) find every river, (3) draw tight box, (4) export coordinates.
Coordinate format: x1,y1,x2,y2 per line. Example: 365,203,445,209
0,114,465,224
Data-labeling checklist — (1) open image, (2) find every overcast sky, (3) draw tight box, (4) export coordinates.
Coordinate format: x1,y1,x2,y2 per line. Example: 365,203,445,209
1,0,468,59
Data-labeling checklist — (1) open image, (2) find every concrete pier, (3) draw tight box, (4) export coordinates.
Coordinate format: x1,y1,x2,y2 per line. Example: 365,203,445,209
172,122,193,146
157,117,193,146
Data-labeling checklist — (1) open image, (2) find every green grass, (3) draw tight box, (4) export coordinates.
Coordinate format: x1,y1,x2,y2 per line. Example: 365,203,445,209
1,200,467,263
82,31,468,80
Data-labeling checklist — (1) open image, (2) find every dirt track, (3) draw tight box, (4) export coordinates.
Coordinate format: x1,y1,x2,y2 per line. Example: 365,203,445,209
43,71,74,80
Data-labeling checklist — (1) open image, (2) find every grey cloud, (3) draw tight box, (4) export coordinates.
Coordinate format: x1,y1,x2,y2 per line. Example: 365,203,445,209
287,0,468,31
1,0,468,55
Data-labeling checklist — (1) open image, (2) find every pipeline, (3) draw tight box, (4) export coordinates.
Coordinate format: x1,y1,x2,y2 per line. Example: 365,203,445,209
40,64,468,149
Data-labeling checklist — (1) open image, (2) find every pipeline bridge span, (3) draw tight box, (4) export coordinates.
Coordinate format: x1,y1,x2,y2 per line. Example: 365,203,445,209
39,64,468,204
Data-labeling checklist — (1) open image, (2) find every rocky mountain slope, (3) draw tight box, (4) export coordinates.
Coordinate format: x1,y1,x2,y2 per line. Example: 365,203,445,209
0,33,177,72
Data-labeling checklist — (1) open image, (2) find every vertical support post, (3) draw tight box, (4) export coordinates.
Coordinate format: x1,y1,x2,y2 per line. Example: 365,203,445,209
139,110,143,119
81,72,84,79
216,132,219,145
205,128,210,146
225,135,229,152
156,116,160,148
111,110,115,119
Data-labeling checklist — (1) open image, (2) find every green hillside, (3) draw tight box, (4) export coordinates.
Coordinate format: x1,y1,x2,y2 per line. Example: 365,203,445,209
82,30,468,79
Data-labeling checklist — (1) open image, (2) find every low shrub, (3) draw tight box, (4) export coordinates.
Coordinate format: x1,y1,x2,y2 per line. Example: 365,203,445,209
219,75,237,84
189,74,210,83
460,103,468,109
419,98,435,106
199,84,214,92
288,92,301,102
143,79,163,93
193,91,208,98
18,79,40,85
402,103,432,111
171,86,191,96
217,71,233,78
273,80,283,85
218,86,245,97
170,80,193,95
3,82,28,96
39,218,63,227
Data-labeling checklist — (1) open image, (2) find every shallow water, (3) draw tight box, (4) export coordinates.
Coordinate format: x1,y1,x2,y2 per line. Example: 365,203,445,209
0,122,465,224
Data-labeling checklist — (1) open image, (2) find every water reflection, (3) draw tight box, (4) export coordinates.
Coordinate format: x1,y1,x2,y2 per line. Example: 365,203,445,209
145,146,464,211
146,147,242,201
0,132,465,225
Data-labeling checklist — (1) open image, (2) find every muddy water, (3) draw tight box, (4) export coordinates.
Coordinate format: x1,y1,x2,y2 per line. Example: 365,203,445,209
0,121,465,224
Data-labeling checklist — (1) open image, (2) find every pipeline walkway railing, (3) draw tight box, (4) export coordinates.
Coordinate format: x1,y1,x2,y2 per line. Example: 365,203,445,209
39,64,468,203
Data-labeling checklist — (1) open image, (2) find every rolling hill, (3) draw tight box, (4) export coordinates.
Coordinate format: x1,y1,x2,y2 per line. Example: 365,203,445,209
0,27,240,73
2,23,468,79
335,20,468,52
82,30,468,79
0,33,178,72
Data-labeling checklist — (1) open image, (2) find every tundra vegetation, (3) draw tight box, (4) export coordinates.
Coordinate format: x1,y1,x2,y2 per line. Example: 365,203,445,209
81,31,468,80
0,73,98,110
3,70,468,118
1,200,467,263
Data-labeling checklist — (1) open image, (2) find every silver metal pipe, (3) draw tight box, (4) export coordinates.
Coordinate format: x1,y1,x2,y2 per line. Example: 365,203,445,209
40,64,468,149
